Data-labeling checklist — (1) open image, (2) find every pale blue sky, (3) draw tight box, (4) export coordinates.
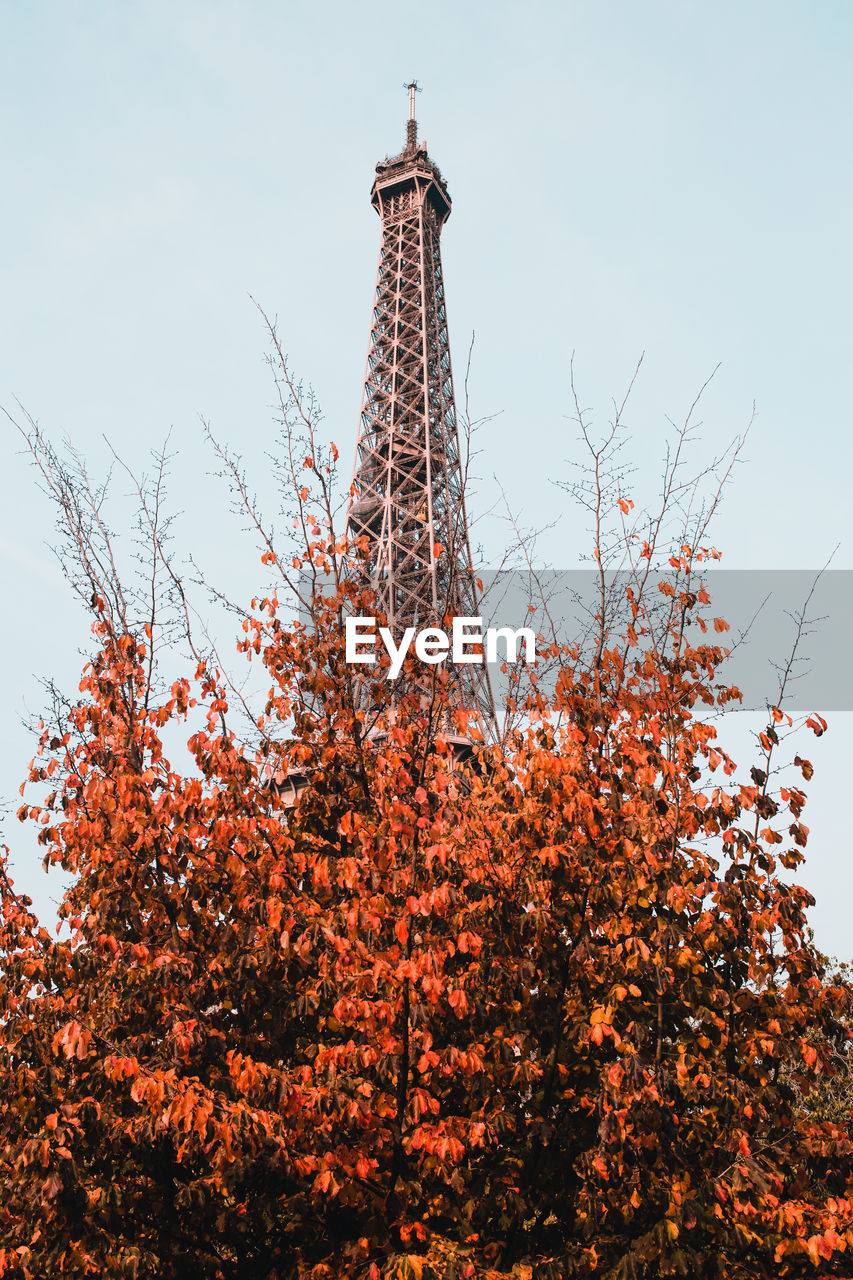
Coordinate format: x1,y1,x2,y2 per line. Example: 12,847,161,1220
2,2,852,952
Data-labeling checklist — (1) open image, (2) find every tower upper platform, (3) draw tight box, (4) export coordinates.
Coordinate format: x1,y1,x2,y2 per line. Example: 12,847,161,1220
371,138,452,228
369,84,452,228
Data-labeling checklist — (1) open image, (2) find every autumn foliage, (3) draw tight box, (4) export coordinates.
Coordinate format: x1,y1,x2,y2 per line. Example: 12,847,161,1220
2,392,853,1277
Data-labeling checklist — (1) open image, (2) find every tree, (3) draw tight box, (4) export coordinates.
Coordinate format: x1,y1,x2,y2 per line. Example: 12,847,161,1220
1,345,852,1279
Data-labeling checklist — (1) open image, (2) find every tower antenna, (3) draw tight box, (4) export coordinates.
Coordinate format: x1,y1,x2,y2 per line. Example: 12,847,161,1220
403,79,421,149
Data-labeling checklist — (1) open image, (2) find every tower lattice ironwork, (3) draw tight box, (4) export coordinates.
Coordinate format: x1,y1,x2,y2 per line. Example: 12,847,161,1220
347,86,496,738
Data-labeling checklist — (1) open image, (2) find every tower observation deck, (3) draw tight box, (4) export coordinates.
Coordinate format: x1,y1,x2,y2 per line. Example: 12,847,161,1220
347,86,496,739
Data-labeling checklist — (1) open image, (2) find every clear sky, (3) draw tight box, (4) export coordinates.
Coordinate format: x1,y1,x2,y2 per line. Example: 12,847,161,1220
2,1,851,952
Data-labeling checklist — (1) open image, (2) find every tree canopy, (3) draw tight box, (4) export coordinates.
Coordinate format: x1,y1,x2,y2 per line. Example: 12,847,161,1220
1,355,851,1278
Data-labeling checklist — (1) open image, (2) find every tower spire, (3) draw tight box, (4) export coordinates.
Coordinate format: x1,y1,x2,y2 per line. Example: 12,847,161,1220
347,96,496,742
404,79,420,151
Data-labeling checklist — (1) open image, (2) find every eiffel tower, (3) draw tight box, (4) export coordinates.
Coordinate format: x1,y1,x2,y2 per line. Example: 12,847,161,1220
346,84,496,741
